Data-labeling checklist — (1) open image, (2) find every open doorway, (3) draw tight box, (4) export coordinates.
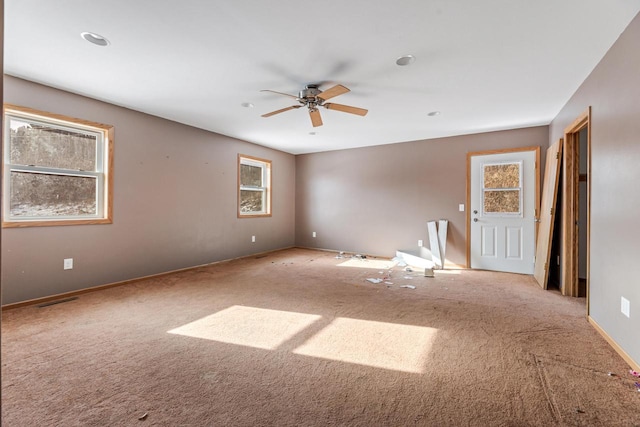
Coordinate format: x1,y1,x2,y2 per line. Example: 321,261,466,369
577,126,589,297
560,107,591,306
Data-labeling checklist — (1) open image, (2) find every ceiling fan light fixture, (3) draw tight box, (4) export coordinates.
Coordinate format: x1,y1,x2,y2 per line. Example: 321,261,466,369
396,54,415,66
81,31,110,47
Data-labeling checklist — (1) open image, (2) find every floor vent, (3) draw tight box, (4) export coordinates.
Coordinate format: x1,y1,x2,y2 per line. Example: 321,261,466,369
38,297,79,308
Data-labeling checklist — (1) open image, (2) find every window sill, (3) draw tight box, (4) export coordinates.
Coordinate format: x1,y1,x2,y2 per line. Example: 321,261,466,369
2,217,113,228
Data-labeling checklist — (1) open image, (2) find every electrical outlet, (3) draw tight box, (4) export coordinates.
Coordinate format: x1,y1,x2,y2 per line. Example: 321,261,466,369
64,258,73,270
312,231,317,238
621,297,630,318
251,235,256,243
459,204,465,212
418,240,423,247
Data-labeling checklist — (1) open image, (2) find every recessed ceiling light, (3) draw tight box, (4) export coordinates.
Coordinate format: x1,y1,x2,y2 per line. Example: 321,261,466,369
427,111,441,117
81,32,110,47
241,102,254,108
308,132,317,135
396,55,415,66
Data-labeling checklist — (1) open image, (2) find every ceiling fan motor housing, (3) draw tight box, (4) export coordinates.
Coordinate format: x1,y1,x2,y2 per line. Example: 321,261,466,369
299,85,322,101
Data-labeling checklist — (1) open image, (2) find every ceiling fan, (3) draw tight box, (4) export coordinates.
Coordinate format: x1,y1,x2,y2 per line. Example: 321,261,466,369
260,84,368,127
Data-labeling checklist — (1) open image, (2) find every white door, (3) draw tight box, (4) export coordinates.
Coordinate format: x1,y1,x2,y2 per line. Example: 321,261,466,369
470,150,536,274
534,140,562,288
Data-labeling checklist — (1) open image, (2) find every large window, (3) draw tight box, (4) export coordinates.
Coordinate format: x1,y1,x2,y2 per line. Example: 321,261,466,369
238,154,271,217
3,104,114,227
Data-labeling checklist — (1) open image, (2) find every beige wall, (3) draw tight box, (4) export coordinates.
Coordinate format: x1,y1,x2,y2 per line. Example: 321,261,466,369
2,76,296,304
295,126,548,265
550,12,640,365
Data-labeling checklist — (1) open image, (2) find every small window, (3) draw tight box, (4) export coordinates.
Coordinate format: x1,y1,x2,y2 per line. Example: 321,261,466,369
482,161,522,216
238,155,271,217
3,104,114,227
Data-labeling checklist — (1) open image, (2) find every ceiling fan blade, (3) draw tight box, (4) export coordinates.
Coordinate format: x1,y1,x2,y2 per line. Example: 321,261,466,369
309,109,323,127
324,103,368,116
261,105,301,117
260,89,298,99
317,84,350,101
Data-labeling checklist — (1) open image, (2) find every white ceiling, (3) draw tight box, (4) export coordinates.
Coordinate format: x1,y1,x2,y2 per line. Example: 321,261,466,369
5,1,640,155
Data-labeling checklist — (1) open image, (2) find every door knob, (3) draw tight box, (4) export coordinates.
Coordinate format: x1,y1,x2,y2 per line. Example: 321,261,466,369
473,210,478,214
473,218,478,222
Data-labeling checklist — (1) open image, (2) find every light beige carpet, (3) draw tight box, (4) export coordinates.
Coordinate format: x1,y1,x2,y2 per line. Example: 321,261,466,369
2,248,639,426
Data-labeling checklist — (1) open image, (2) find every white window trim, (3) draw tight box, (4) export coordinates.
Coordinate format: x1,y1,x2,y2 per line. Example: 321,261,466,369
238,154,271,218
2,104,114,228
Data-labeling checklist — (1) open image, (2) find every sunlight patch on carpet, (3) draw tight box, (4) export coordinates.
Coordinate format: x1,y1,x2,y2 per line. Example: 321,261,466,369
293,317,437,373
435,268,462,275
337,259,398,270
168,305,321,350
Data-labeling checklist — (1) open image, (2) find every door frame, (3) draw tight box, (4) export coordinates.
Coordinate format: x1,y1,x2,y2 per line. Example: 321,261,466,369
561,107,591,310
466,146,541,268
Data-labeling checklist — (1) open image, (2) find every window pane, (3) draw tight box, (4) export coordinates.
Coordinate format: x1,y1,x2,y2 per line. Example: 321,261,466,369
240,164,263,187
9,118,97,171
240,189,264,213
10,171,97,217
484,163,520,189
484,190,520,214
